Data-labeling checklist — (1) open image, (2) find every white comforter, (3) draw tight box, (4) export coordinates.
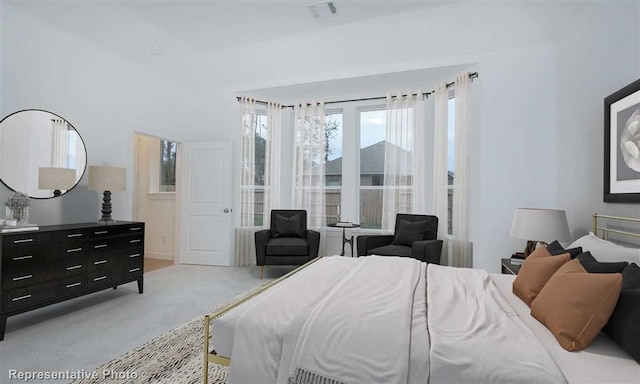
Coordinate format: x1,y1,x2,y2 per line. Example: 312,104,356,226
213,256,566,384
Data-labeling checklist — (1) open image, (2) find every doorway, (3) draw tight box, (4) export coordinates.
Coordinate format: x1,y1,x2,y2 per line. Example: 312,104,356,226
133,133,179,271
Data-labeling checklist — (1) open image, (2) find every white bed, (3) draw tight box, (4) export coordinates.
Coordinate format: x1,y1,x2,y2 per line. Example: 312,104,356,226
203,214,640,384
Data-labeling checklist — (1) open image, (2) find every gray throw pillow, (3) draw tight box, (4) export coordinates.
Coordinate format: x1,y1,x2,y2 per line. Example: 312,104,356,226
273,214,303,238
391,220,428,246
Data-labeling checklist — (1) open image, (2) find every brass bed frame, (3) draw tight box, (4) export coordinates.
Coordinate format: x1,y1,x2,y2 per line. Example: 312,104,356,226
203,213,639,383
593,213,640,241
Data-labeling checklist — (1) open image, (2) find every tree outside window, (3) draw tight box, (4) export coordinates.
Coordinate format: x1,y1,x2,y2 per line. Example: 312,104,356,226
159,140,177,192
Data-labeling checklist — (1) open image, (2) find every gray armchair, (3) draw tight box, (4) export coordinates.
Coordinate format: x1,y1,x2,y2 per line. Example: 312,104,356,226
356,214,442,264
255,210,320,279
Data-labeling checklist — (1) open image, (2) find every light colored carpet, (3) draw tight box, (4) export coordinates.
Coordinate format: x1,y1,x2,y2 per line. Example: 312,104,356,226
68,282,269,384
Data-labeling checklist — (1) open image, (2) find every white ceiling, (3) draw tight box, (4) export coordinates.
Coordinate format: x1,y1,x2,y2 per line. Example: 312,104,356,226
4,0,586,99
8,0,463,53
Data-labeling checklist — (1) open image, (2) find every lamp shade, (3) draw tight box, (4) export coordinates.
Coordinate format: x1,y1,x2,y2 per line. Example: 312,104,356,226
88,166,126,192
510,208,571,243
38,167,76,190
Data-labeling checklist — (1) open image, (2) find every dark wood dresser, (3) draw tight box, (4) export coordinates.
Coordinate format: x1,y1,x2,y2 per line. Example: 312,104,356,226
0,221,144,341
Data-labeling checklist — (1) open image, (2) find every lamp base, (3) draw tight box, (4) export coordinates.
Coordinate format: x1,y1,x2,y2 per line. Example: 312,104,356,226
523,240,549,258
98,190,115,223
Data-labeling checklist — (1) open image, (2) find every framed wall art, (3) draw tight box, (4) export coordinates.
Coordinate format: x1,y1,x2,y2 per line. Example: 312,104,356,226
604,78,640,203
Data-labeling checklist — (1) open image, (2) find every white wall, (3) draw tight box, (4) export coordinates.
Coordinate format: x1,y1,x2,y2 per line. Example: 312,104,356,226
2,1,639,271
555,3,640,238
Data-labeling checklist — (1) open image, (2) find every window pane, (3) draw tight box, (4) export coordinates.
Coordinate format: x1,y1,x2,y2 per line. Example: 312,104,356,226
159,140,177,192
447,98,455,235
359,109,386,229
253,114,269,226
325,113,342,224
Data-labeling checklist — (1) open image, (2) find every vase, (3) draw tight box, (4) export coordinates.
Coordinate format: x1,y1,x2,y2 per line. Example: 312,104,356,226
6,206,29,225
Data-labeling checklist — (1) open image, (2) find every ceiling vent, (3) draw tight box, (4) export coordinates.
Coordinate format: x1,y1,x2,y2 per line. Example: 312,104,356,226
307,1,338,18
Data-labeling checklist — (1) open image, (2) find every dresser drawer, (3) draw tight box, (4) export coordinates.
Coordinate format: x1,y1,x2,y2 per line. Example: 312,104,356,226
87,269,119,289
3,282,56,311
57,275,87,296
58,243,90,259
55,258,87,278
87,254,117,272
122,263,143,280
2,266,53,290
2,232,51,249
2,246,52,268
57,228,90,243
89,224,144,238
122,234,144,249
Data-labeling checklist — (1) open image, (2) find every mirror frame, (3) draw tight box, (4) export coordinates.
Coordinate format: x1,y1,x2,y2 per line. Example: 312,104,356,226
0,109,88,199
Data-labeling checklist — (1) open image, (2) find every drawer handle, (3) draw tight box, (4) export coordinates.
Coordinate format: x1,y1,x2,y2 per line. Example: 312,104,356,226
94,260,107,265
129,268,141,273
67,248,83,253
66,282,82,288
66,265,82,271
130,239,141,243
12,294,31,302
13,238,34,244
129,253,141,258
13,255,33,261
130,227,142,231
94,230,108,235
67,233,83,238
94,244,108,249
93,276,107,281
12,274,33,281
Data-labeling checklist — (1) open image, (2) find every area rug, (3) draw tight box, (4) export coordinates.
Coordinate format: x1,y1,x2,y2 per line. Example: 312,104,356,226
69,282,269,384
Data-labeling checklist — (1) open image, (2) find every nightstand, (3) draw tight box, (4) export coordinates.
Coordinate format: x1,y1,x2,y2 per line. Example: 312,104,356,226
501,258,522,275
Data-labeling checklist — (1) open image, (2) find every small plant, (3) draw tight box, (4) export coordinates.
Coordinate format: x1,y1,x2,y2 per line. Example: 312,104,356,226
5,191,31,211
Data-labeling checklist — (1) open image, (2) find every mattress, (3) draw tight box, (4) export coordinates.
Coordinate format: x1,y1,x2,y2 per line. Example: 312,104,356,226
492,273,640,384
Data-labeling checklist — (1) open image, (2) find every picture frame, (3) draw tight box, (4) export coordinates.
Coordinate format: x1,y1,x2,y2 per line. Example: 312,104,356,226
604,78,640,203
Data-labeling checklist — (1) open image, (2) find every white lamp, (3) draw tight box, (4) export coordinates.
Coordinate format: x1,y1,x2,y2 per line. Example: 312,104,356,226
38,167,76,197
510,208,570,257
88,166,126,223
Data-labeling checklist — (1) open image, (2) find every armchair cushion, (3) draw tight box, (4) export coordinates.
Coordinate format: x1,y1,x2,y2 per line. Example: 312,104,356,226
391,219,429,246
266,237,309,256
273,214,304,238
369,244,413,257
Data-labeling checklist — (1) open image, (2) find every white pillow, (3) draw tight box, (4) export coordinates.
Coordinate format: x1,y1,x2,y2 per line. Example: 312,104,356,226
568,232,640,264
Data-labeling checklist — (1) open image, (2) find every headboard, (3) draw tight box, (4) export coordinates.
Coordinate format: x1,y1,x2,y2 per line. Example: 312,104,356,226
592,213,640,245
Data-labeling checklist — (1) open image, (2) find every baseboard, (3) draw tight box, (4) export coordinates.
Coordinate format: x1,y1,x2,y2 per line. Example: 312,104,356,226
145,252,174,261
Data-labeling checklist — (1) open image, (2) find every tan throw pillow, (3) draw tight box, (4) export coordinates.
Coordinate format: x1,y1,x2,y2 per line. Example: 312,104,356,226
531,259,622,351
512,246,570,306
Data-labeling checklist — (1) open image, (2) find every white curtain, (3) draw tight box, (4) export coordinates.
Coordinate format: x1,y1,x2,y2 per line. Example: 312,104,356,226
381,91,423,232
293,101,326,228
264,101,282,227
432,83,450,266
236,97,258,267
452,73,472,268
51,118,68,168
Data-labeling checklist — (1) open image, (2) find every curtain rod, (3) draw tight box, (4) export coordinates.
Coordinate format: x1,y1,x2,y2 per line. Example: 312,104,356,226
237,72,478,109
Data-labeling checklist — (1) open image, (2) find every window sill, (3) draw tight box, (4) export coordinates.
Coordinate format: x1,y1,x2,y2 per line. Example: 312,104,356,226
147,192,176,200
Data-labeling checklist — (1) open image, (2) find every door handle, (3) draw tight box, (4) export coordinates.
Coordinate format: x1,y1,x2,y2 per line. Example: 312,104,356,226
223,208,232,213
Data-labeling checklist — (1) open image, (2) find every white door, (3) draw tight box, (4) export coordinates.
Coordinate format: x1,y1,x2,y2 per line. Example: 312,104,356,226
179,141,233,266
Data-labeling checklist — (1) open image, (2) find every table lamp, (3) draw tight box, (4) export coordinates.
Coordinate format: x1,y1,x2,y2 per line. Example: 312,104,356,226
38,167,76,197
88,166,126,223
510,208,570,257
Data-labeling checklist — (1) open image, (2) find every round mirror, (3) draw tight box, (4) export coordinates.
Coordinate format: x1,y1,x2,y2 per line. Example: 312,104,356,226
0,109,87,198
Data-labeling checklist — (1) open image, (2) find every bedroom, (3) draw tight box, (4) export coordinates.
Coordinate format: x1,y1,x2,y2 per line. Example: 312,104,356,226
0,0,639,382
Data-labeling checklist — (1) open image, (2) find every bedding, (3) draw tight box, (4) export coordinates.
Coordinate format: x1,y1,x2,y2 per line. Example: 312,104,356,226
494,274,640,383
211,256,573,383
